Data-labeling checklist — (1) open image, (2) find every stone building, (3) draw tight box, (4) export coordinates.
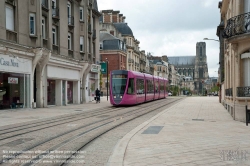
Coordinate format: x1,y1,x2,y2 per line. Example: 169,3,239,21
99,10,146,73
219,0,250,122
168,42,209,94
0,0,100,109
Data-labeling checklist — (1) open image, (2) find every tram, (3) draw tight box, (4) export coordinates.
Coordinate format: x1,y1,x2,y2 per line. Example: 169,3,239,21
109,70,168,106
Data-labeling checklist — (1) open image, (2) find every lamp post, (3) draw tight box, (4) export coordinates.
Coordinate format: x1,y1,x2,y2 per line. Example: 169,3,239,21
203,38,219,42
106,58,109,101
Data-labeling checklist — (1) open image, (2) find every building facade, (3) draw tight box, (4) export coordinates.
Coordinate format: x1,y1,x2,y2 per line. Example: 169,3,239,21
219,0,250,122
168,42,209,94
0,0,100,109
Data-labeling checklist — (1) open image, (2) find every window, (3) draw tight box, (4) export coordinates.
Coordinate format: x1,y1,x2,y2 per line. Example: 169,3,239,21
136,79,145,94
52,0,56,8
100,43,103,50
29,13,36,35
6,5,14,31
80,36,84,52
80,7,84,21
42,16,46,39
127,78,134,94
52,26,57,45
200,47,202,56
68,33,72,50
67,2,71,24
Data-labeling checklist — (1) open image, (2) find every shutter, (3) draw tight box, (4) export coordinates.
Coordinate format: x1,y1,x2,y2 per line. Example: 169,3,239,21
6,5,14,31
245,0,250,13
243,58,250,86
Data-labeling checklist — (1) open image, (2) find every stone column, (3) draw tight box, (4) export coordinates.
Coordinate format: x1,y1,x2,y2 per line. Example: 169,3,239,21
55,80,62,106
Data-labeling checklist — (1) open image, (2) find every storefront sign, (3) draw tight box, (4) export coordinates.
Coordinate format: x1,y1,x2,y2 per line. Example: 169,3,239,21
100,62,106,74
0,58,19,67
91,64,99,73
8,77,18,84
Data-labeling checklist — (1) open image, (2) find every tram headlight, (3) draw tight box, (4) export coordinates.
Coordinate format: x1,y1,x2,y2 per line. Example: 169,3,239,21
114,96,116,98
120,96,123,98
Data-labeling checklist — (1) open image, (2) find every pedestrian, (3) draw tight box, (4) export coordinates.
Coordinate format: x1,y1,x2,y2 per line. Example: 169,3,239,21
95,88,100,103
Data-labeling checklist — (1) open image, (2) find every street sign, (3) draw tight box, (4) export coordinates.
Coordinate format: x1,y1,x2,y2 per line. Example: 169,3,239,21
100,62,107,74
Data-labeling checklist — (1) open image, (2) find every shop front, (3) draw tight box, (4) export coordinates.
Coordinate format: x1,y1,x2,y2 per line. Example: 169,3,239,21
0,54,32,109
85,64,100,102
45,60,82,106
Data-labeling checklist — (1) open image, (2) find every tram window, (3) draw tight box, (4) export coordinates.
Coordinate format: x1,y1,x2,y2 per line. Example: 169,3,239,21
147,80,153,94
127,78,134,94
136,79,145,94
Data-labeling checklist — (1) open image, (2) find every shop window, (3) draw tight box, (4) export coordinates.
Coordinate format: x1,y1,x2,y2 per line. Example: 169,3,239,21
47,80,55,105
67,81,73,104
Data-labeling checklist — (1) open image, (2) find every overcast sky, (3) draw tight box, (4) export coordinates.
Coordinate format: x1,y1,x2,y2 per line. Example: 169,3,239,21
98,0,221,77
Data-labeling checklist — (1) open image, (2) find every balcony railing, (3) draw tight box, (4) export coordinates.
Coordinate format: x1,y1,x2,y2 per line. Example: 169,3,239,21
225,88,233,96
68,16,74,26
223,12,250,38
128,58,134,63
52,7,59,18
135,62,139,67
237,86,250,97
6,30,17,43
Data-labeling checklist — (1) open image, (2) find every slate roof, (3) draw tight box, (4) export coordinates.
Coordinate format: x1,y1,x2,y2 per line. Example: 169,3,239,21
100,33,119,42
113,23,133,36
168,56,196,66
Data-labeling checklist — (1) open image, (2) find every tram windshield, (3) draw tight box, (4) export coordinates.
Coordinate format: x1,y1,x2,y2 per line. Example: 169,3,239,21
111,74,127,95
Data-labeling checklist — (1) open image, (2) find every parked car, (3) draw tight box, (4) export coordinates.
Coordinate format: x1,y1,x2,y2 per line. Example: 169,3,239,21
168,92,172,96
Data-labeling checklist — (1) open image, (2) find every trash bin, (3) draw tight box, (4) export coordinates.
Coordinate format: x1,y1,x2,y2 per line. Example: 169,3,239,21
100,91,103,97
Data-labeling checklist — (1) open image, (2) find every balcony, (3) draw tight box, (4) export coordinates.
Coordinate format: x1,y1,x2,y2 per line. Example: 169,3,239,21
128,58,134,63
237,86,250,97
135,62,140,67
223,12,250,38
68,50,74,58
41,0,48,11
6,30,17,43
52,7,59,19
225,88,233,96
68,16,74,27
52,45,59,54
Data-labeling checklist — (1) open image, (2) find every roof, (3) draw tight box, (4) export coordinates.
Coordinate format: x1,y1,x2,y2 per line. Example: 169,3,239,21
100,33,119,42
168,56,195,66
113,23,133,36
103,40,120,50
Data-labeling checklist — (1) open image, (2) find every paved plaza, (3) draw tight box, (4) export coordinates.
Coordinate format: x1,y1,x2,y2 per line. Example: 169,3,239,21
1,96,250,165
108,97,250,166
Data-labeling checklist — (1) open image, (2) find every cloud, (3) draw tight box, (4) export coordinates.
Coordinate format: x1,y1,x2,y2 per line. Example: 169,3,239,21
98,0,221,77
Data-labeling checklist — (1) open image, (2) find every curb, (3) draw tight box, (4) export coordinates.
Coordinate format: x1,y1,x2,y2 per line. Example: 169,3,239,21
106,99,183,166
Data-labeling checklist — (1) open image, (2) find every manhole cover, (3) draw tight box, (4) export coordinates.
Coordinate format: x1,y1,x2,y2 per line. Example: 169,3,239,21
142,126,164,134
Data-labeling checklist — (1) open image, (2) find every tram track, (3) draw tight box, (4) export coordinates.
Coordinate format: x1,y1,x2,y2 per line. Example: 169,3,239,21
0,98,183,166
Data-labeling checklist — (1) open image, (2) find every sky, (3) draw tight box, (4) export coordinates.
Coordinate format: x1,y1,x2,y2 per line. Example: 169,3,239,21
98,0,221,78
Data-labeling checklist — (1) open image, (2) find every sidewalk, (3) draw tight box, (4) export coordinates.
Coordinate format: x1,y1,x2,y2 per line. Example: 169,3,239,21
108,97,250,166
0,96,110,127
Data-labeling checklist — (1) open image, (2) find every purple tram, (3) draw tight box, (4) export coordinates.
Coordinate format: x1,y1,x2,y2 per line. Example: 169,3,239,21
109,70,168,106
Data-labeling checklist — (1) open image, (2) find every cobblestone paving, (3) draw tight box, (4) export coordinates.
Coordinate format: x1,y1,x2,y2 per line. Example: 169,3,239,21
81,98,182,166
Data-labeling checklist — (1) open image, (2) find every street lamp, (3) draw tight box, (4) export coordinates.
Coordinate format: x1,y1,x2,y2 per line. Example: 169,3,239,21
203,38,219,42
106,58,109,101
